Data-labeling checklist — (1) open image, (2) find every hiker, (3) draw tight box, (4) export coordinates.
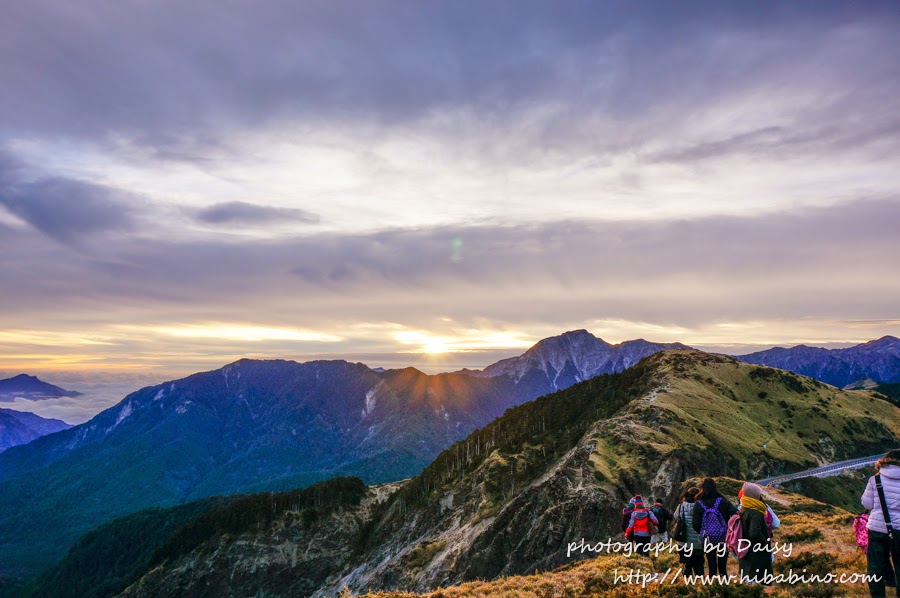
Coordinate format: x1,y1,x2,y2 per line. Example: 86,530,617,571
692,477,738,577
738,484,781,563
737,482,774,584
673,487,705,579
626,498,660,556
621,494,642,533
651,498,674,544
861,449,900,598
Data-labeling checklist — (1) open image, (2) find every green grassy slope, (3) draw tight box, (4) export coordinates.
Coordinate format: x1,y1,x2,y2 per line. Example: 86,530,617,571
588,351,900,488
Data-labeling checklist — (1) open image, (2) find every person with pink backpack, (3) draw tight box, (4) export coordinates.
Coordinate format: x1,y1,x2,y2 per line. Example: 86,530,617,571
861,449,900,598
728,482,774,584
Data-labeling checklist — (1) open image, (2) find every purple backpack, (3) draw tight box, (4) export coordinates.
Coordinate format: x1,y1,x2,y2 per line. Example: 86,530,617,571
699,497,728,543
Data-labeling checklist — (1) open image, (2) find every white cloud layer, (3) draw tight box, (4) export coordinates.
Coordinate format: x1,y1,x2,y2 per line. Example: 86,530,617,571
0,1,898,423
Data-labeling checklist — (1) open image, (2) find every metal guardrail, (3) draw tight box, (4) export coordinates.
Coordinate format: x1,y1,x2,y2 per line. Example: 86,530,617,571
756,453,889,487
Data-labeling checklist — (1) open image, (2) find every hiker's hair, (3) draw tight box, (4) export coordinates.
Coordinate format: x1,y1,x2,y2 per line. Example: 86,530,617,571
876,449,900,472
683,487,699,502
697,477,722,500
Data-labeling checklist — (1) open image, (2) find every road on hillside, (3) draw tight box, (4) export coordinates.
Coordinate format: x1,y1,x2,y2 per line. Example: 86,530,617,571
756,452,892,487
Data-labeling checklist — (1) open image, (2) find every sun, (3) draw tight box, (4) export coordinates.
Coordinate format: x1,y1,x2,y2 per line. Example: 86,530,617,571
422,341,450,355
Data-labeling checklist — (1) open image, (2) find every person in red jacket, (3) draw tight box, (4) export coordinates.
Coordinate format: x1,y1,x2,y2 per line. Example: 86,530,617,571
621,494,643,533
626,499,659,556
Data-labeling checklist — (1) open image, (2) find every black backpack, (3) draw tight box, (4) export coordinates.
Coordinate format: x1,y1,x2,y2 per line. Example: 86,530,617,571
651,505,666,526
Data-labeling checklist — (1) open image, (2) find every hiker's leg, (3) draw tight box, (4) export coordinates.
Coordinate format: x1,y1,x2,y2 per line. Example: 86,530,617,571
689,550,705,577
705,549,718,576
716,551,729,577
868,532,889,598
888,537,899,590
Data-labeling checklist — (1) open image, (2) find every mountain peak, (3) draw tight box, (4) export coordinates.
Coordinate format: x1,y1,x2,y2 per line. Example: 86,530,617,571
558,328,594,338
528,329,606,349
0,374,81,398
479,330,688,390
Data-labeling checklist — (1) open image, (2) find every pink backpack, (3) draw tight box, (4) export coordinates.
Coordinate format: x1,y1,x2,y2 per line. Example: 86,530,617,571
726,513,748,558
854,513,869,554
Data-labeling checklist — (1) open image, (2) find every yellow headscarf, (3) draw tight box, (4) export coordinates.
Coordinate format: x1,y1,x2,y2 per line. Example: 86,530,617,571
741,495,767,515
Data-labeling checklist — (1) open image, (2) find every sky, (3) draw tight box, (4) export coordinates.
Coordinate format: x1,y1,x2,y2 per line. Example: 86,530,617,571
2,1,900,422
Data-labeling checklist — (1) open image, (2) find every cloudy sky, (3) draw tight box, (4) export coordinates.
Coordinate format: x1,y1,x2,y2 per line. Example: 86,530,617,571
2,1,899,420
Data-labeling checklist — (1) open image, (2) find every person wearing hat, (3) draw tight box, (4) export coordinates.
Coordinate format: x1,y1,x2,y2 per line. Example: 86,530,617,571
621,494,643,533
626,498,660,556
738,482,773,584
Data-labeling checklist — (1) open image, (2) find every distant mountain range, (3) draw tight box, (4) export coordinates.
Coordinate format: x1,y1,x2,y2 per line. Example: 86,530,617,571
36,350,900,598
735,335,900,387
0,330,680,573
2,330,900,575
0,408,71,453
0,374,82,401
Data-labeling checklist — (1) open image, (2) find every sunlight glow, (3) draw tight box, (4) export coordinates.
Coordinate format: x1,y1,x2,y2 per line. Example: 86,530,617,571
392,329,535,355
150,324,343,343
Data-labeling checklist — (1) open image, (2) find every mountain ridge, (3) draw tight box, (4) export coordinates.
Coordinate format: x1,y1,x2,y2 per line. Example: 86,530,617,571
0,374,82,401
476,329,688,390
2,331,899,576
736,335,900,386
0,334,681,574
0,408,71,453
57,349,900,598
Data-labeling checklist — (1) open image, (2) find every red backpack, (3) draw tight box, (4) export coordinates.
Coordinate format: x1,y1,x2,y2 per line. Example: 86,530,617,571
854,513,869,554
632,509,652,534
726,513,748,558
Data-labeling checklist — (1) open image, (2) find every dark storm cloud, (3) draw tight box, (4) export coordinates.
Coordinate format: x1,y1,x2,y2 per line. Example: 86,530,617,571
2,0,898,159
192,201,320,226
0,178,135,245
2,199,898,329
0,149,136,245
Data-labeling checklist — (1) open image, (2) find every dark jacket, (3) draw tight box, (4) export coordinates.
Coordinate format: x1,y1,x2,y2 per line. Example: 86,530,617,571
651,504,674,528
739,508,773,583
621,507,634,533
691,495,738,534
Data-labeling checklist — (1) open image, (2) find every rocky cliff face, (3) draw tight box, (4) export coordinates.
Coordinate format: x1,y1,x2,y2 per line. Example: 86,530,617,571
119,482,402,598
114,350,900,597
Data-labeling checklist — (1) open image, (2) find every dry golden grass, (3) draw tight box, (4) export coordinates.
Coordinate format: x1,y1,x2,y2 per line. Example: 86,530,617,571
356,484,874,598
